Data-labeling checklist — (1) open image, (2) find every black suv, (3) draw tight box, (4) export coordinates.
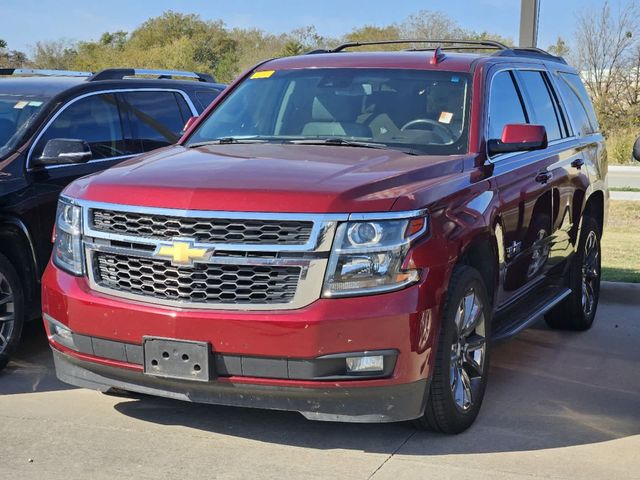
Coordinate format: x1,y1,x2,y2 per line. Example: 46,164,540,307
0,68,225,369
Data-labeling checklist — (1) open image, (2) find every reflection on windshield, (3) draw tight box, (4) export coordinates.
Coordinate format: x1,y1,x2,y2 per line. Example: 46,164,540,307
187,68,471,155
0,94,49,154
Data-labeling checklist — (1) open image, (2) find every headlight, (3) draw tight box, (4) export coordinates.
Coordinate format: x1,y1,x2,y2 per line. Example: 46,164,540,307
322,213,428,297
53,198,84,275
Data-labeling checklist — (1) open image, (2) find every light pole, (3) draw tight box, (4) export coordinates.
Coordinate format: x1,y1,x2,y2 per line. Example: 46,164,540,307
519,0,540,48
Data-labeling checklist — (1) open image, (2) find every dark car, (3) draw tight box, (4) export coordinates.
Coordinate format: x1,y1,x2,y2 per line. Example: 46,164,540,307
42,40,607,433
0,68,225,370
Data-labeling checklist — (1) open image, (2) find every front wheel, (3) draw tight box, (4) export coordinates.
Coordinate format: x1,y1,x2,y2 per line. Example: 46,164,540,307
0,253,24,371
414,265,491,433
545,215,601,331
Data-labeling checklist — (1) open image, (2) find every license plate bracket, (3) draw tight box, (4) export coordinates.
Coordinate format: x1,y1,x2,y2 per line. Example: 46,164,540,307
143,337,213,382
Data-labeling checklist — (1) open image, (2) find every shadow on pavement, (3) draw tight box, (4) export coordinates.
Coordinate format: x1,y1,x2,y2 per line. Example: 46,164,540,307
0,320,76,394
113,293,640,454
4,285,639,455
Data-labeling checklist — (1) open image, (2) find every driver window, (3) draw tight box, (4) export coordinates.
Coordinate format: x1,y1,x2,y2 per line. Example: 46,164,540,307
32,93,128,162
488,71,527,141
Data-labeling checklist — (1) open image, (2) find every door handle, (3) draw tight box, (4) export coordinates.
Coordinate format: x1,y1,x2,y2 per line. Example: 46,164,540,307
571,158,585,169
535,171,553,184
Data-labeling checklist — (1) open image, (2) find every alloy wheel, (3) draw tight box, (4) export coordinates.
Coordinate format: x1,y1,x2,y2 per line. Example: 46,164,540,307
0,270,15,355
450,288,486,412
581,230,599,318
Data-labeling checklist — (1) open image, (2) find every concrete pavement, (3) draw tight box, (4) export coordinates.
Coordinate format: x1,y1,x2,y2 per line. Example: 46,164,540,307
1,283,639,479
609,165,640,189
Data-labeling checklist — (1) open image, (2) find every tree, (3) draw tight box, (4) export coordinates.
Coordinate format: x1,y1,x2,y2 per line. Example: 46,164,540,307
31,40,78,69
0,39,7,49
547,37,570,58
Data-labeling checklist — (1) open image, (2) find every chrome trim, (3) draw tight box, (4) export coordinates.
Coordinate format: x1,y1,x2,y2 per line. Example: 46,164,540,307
85,243,327,311
80,199,344,253
27,88,199,170
2,68,92,77
347,209,427,221
132,69,202,79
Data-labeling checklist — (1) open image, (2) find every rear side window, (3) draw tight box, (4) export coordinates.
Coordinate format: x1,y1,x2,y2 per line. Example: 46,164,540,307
195,90,221,111
516,70,563,141
120,91,189,153
488,71,527,141
556,73,599,136
33,93,128,161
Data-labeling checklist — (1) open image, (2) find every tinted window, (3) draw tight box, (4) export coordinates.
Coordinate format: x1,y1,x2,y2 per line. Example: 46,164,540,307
517,71,563,141
33,93,127,161
557,73,598,136
0,93,50,156
488,71,527,141
195,90,221,111
121,91,188,152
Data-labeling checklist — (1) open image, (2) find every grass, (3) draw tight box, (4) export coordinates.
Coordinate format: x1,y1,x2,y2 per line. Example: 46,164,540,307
609,187,640,193
601,201,640,283
606,128,638,165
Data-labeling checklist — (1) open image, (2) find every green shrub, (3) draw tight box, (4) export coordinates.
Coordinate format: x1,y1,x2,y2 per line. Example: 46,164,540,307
606,128,639,165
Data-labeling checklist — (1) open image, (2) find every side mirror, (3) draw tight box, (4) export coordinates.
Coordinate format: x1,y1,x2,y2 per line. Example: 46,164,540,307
181,116,199,135
488,124,548,156
34,138,92,166
633,136,640,162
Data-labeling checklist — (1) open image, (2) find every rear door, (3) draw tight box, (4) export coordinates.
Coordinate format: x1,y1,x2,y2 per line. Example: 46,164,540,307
487,68,558,307
514,69,582,280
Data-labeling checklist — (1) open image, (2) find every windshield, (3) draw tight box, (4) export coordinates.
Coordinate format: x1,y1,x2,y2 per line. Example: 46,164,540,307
186,68,471,155
0,93,50,157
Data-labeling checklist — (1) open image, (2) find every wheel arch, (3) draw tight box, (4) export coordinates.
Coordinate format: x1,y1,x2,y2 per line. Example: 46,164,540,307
0,216,40,320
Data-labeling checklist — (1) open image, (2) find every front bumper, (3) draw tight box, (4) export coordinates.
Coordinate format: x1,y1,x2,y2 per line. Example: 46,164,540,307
53,348,430,422
43,256,448,422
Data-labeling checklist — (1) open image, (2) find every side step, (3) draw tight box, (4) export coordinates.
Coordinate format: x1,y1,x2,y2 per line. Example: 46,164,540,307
492,285,571,342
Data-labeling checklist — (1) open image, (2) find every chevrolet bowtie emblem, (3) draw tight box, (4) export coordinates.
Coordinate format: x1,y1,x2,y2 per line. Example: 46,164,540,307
154,240,211,266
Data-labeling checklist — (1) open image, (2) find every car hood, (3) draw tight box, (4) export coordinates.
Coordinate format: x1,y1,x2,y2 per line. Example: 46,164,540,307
65,144,467,213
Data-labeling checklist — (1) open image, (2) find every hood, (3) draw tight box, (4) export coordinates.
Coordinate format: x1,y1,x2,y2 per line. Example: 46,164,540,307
65,144,466,213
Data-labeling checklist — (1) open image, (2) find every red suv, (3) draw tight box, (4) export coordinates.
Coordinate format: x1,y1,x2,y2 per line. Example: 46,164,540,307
42,40,607,433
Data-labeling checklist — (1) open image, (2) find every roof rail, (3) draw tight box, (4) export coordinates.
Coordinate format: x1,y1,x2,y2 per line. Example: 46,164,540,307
329,39,510,53
0,68,92,77
88,68,215,83
492,47,567,64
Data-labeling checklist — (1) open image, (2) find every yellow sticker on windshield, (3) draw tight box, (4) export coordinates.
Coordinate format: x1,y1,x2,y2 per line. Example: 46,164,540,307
439,111,453,124
250,70,275,79
14,101,28,109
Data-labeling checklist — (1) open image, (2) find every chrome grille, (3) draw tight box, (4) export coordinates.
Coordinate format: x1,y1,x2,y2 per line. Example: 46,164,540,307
94,252,301,305
91,209,313,245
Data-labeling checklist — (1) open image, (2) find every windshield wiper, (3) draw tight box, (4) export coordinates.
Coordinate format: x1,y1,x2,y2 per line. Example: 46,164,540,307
188,137,270,148
285,138,390,150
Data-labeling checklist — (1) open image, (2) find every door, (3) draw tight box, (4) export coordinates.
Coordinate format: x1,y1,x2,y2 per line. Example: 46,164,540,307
487,69,557,307
26,92,134,266
515,69,588,282
118,91,191,153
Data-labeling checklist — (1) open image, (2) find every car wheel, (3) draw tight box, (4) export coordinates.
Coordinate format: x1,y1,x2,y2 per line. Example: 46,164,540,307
0,253,24,371
545,215,601,331
414,265,491,434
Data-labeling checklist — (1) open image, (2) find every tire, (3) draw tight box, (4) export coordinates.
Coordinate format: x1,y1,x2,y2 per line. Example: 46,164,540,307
414,265,491,434
0,253,25,371
545,215,601,331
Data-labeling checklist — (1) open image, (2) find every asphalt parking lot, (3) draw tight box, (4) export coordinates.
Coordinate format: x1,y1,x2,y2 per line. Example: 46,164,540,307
1,282,638,480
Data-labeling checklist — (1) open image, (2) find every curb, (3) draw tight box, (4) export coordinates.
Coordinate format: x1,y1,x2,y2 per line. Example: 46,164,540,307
609,165,640,172
610,191,640,201
600,281,640,306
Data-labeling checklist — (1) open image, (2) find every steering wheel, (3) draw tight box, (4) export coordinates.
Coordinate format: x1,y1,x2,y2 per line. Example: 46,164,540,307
400,118,455,143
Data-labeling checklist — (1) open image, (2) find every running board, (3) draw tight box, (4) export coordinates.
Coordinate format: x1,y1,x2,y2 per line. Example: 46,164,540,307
492,286,571,342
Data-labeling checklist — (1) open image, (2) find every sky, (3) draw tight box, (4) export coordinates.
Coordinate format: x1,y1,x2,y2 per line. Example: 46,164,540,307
0,0,609,53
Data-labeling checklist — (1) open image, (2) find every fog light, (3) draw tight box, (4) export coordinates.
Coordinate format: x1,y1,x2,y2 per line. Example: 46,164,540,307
44,314,76,350
346,355,384,373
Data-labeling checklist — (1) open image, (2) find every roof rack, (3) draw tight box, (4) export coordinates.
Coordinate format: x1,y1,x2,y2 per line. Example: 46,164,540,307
88,68,215,83
328,39,510,53
307,39,566,64
0,68,92,77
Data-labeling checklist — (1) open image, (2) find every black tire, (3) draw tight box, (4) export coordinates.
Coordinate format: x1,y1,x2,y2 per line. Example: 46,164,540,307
545,216,601,331
414,265,491,434
0,253,25,371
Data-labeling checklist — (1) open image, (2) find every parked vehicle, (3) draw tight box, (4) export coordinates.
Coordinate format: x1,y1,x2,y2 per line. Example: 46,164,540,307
42,40,607,433
0,68,225,370
633,136,640,162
